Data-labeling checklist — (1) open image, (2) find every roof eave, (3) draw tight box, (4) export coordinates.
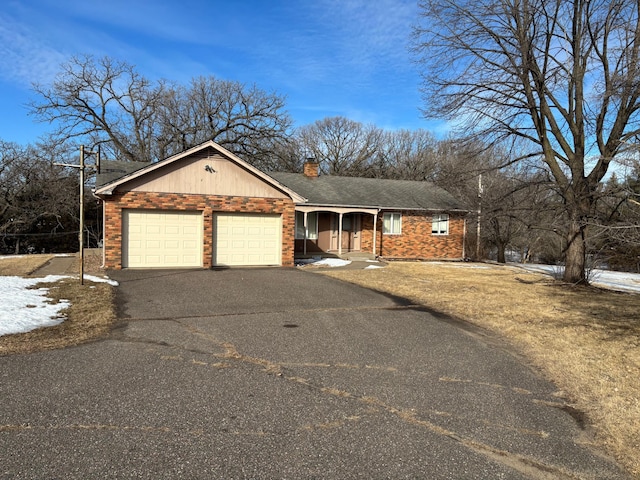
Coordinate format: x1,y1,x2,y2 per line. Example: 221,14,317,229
297,202,470,213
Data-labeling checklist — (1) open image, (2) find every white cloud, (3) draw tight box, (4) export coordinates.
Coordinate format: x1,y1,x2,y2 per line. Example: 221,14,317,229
0,12,66,85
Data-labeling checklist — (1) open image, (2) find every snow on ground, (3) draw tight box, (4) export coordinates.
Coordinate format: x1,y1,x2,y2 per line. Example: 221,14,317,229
513,263,640,294
0,274,119,337
0,275,70,336
83,275,119,286
296,258,352,268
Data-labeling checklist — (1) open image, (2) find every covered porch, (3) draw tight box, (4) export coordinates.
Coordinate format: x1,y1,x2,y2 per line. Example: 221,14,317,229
294,206,380,258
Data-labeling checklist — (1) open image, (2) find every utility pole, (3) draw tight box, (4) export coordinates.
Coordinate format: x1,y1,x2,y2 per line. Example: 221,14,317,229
476,174,483,260
55,145,99,285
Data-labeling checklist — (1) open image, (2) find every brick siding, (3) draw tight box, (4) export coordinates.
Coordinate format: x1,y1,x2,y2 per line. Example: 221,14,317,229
361,211,466,260
103,191,295,269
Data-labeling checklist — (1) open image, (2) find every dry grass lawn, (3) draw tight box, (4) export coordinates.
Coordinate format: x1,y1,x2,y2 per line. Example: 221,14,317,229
321,261,640,478
0,253,116,356
0,254,54,276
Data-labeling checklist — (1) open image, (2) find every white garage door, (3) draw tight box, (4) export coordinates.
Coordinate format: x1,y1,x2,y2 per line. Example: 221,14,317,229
214,213,281,266
123,210,203,268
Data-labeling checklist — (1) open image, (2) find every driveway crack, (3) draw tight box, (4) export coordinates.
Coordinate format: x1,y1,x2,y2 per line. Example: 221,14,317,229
169,321,587,480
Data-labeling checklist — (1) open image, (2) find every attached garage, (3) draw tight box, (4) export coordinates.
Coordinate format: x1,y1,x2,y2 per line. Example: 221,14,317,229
95,141,302,269
214,213,281,266
122,210,203,268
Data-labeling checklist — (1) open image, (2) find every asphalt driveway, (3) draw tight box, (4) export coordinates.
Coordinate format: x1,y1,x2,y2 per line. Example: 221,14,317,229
0,268,629,479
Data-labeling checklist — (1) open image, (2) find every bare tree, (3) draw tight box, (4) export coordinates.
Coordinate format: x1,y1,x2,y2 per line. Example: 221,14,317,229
375,129,441,180
413,0,640,284
30,56,292,166
589,165,640,270
297,117,383,176
30,56,165,163
156,76,293,169
0,140,78,253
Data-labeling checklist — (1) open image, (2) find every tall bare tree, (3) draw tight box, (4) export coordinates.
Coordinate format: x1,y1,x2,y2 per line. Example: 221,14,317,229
413,0,640,283
30,55,292,166
297,117,383,176
375,129,441,180
31,56,165,163
155,76,292,169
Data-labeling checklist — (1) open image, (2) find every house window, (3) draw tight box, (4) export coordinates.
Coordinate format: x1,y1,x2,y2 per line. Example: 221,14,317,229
432,213,449,235
295,211,318,239
383,212,402,235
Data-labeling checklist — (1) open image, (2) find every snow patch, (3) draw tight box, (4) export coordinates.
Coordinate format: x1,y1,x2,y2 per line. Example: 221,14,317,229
0,273,118,336
514,263,640,294
296,258,352,268
0,275,70,336
83,275,119,286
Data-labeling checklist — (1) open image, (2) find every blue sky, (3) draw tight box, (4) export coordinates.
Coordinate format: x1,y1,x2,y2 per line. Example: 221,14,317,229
0,0,445,146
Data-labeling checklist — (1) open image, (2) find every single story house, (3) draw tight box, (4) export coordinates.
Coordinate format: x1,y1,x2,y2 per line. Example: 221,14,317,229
94,140,469,269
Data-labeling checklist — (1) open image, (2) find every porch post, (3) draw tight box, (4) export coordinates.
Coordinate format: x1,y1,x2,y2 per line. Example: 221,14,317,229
462,216,467,260
372,212,378,257
338,213,343,256
303,211,308,256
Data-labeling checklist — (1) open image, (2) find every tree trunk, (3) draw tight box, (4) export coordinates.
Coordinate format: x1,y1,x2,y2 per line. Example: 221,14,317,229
563,218,587,284
496,243,506,263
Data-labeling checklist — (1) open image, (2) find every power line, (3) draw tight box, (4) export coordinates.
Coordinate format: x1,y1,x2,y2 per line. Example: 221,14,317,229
1,231,80,238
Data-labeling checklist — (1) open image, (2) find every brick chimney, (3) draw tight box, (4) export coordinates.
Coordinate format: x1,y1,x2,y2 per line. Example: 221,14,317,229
303,161,319,178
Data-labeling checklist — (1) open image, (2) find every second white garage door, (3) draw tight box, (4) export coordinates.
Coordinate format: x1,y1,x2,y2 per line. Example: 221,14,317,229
214,213,282,266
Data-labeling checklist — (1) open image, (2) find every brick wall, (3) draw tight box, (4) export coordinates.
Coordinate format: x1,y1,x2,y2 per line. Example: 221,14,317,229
361,211,466,260
103,191,295,269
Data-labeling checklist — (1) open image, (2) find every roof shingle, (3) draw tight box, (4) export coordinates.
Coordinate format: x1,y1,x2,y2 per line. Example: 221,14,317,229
95,160,150,187
270,172,468,211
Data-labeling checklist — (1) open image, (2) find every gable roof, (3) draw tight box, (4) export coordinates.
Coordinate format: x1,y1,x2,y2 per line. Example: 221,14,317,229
270,172,468,212
93,140,305,202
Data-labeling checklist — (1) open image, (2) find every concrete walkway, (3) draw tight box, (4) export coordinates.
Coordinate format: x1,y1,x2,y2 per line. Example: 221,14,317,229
28,255,77,277
28,249,105,277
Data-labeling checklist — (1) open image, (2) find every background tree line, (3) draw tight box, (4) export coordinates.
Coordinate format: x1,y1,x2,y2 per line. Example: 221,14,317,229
3,45,640,274
0,140,100,254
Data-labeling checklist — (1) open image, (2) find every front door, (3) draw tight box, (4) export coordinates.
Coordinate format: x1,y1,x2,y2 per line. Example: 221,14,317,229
330,214,361,252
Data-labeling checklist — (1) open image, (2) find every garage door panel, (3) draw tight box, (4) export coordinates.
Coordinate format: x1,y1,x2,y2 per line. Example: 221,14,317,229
214,213,281,266
123,210,203,268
